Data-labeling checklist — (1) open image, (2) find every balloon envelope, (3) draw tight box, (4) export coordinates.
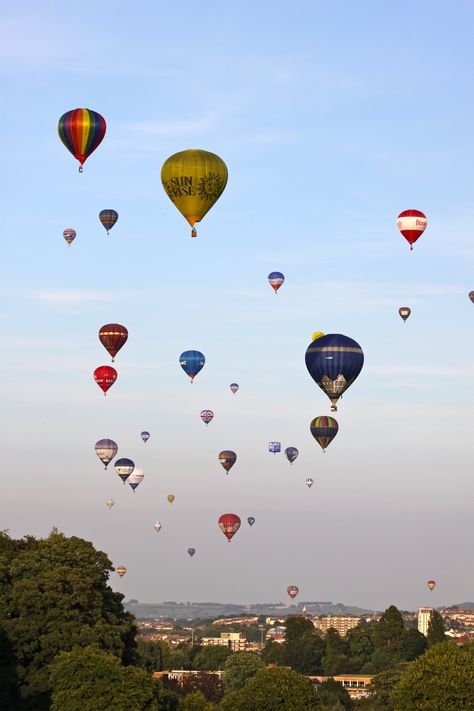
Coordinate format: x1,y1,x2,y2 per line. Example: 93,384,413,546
161,149,228,237
469,291,474,303
218,513,241,542
219,450,237,473
141,431,150,443
58,108,106,169
106,498,114,509
115,565,127,578
114,458,135,483
188,548,196,557
305,478,314,488
180,350,205,382
230,383,239,394
427,580,436,591
284,447,299,464
397,209,427,249
154,521,162,533
310,416,339,452
399,307,411,322
200,410,214,426
94,366,117,395
311,331,325,341
99,209,118,234
95,439,118,469
63,228,76,245
287,585,299,600
99,324,128,361
305,333,364,411
128,469,144,492
247,516,256,526
167,495,175,504
268,271,285,293
269,441,281,453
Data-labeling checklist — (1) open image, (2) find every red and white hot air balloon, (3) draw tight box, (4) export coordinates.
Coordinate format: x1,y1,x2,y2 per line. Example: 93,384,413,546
287,585,299,600
427,579,436,591
218,513,241,542
396,210,427,250
94,366,117,395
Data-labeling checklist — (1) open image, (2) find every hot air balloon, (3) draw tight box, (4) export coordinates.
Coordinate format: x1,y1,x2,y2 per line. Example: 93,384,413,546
269,442,281,454
106,498,114,509
287,585,299,600
58,108,106,172
154,521,162,533
128,469,144,492
268,272,285,294
114,458,135,483
305,333,364,412
469,291,474,303
115,565,127,578
99,209,119,235
284,447,299,465
312,331,325,341
141,431,150,443
200,410,214,426
399,307,411,322
219,451,237,473
427,580,436,591
167,494,175,504
94,366,117,395
188,548,196,557
95,439,118,469
179,350,205,383
247,516,256,527
230,383,239,394
99,324,128,362
305,478,314,488
63,228,76,246
310,416,339,452
397,209,427,250
218,513,241,542
161,149,228,237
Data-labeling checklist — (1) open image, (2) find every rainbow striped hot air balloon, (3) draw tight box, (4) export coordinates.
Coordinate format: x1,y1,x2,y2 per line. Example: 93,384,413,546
310,416,339,452
58,108,106,172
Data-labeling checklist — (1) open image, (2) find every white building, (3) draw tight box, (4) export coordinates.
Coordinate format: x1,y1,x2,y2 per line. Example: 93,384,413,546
418,607,433,636
201,632,246,651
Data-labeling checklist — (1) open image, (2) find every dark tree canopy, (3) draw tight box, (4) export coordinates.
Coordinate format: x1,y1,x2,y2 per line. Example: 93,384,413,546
219,666,322,710
222,651,265,692
426,611,445,647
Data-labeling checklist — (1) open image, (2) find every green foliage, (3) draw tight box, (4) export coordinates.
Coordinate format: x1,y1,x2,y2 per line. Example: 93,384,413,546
426,611,445,647
401,629,426,661
49,646,157,711
179,691,215,710
317,678,353,710
167,671,222,703
0,530,137,709
138,639,172,672
283,616,326,674
219,666,321,710
321,628,350,675
261,640,286,665
191,644,231,670
366,663,409,710
373,606,404,650
222,651,264,692
391,642,474,710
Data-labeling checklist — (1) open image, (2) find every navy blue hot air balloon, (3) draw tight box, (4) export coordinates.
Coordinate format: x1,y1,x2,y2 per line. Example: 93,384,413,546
284,447,299,465
179,350,205,383
305,334,364,411
247,516,256,527
99,209,118,235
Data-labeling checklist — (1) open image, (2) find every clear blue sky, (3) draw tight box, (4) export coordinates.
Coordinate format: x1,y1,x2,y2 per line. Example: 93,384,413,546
1,0,473,611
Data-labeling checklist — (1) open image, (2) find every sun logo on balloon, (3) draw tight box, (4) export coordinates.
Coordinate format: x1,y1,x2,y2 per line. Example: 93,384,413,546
198,172,224,201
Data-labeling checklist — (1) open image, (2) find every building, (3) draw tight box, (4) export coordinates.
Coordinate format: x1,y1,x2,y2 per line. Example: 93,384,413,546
309,675,373,700
418,608,433,636
265,626,286,643
201,632,247,651
312,615,360,636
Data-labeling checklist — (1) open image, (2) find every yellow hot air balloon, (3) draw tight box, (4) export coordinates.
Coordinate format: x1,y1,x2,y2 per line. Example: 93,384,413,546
167,494,175,504
161,149,228,237
311,331,325,341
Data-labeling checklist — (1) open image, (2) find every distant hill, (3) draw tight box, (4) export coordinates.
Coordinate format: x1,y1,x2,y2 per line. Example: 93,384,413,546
124,600,374,620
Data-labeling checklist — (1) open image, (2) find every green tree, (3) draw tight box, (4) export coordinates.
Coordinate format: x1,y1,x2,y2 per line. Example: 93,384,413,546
317,678,353,710
179,691,215,710
321,628,350,675
261,640,285,665
49,646,157,711
191,645,231,670
0,531,136,709
401,628,426,661
219,667,321,710
391,641,474,710
426,611,445,647
345,626,374,671
373,606,404,650
138,639,172,672
367,663,409,711
222,651,264,692
283,616,325,674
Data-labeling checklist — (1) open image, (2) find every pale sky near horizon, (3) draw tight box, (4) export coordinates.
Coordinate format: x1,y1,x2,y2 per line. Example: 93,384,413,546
0,0,473,611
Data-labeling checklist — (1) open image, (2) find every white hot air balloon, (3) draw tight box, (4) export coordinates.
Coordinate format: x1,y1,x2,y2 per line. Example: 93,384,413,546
153,521,162,533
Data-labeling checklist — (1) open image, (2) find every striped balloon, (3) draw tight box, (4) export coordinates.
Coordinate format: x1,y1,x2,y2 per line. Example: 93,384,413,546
63,228,76,246
268,271,285,293
99,210,119,234
58,108,106,172
310,416,339,452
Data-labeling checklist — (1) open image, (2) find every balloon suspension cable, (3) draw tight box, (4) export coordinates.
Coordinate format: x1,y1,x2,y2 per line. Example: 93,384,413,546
191,228,197,238
79,166,83,173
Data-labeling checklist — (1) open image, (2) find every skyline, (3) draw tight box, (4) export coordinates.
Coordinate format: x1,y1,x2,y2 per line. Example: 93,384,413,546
1,0,473,611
